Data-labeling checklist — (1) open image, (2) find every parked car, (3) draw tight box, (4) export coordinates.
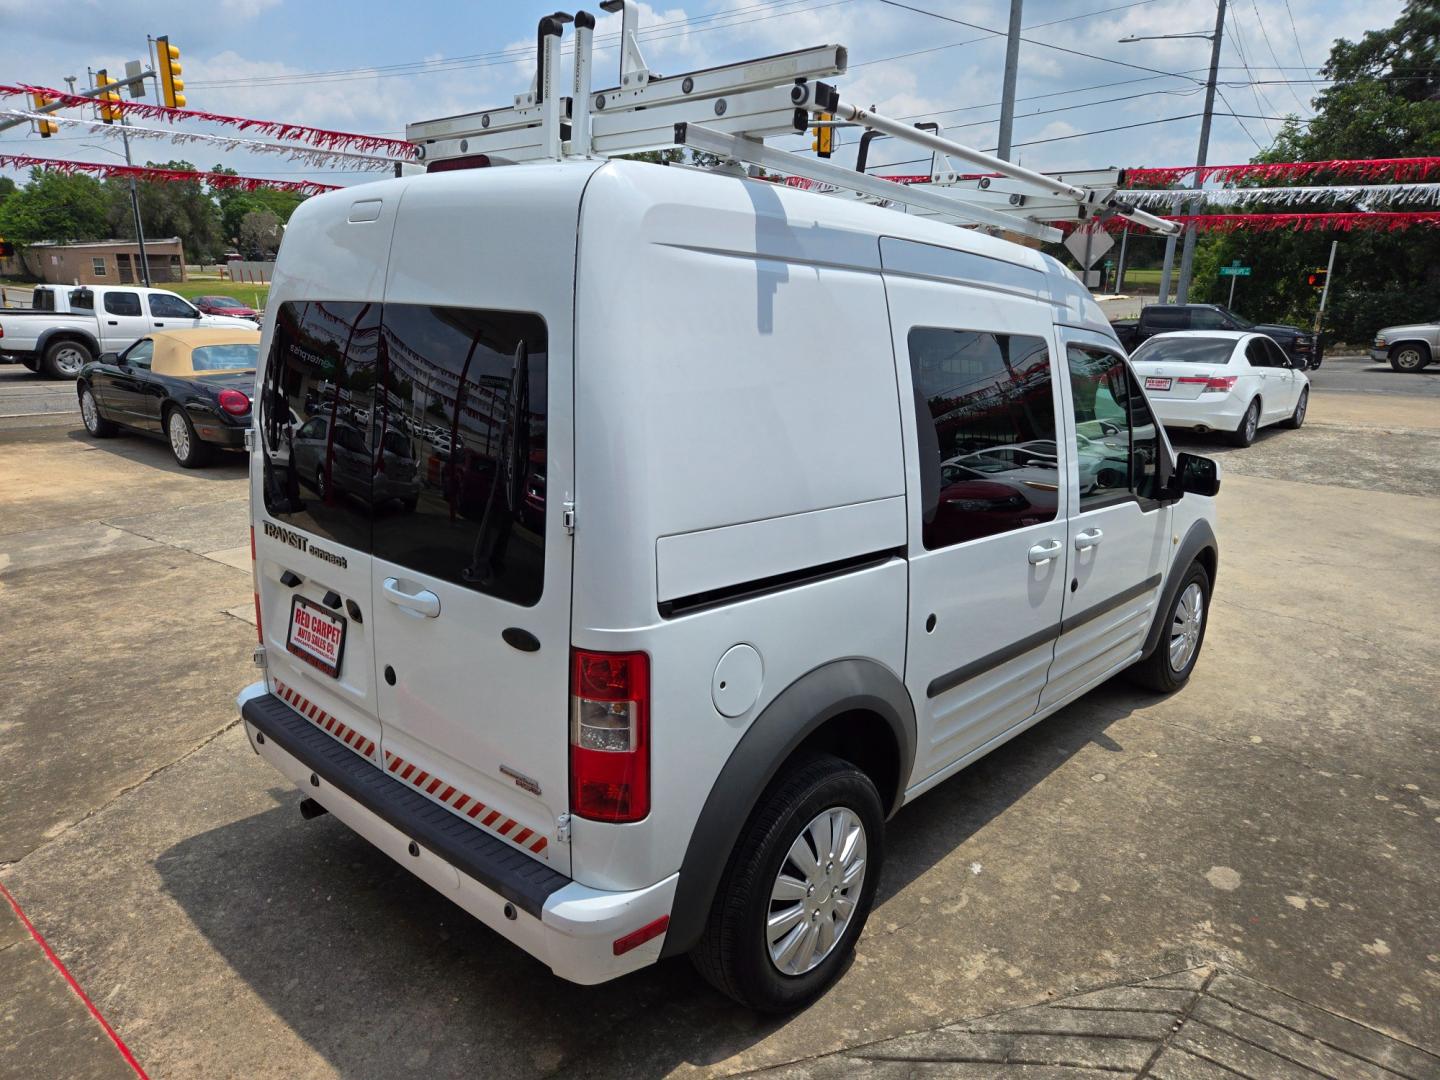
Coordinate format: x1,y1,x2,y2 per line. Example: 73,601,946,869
238,158,1221,1013
77,327,261,467
0,285,257,378
1111,304,1321,369
192,294,262,322
1129,332,1309,446
1371,320,1437,372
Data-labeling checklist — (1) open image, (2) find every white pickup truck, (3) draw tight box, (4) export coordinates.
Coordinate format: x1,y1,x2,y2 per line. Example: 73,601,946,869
0,284,255,378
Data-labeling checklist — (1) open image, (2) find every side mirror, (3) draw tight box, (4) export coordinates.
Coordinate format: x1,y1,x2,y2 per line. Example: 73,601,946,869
1164,452,1220,499
98,352,119,365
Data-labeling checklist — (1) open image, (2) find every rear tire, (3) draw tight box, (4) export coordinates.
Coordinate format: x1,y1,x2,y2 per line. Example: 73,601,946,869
1390,343,1430,372
165,406,213,469
78,385,117,438
1228,399,1260,447
1280,387,1308,430
1127,562,1211,693
692,754,884,1013
41,339,92,380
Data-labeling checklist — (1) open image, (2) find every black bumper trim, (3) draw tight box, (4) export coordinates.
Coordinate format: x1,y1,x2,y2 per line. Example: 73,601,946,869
242,692,569,918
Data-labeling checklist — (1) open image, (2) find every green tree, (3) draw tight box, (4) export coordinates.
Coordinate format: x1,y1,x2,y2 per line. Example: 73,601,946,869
238,208,283,258
1189,2,1440,343
0,169,110,247
210,165,304,248
103,160,225,263
0,176,16,210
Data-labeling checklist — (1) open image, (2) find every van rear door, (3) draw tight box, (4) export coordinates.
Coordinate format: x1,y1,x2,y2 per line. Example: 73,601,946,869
367,174,579,874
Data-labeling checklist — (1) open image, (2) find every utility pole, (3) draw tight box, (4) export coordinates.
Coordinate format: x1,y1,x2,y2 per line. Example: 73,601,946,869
1313,240,1338,337
1115,226,1129,292
120,114,151,287
1175,0,1227,303
1157,194,1180,302
995,0,1024,160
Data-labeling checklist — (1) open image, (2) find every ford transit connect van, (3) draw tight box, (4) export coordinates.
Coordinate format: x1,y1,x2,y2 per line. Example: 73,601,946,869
238,157,1219,1011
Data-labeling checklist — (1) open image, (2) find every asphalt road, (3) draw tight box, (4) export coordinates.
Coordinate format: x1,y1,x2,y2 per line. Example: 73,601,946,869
1,366,1436,1079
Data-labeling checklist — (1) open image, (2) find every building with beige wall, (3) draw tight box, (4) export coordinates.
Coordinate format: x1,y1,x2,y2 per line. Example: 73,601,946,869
10,238,187,285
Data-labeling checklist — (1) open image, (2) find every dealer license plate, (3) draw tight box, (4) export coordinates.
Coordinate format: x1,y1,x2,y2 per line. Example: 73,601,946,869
286,595,347,678
1144,376,1172,391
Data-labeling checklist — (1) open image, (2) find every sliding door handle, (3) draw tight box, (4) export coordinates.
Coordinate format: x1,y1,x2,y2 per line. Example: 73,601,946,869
1028,539,1063,565
381,577,440,618
1074,528,1104,551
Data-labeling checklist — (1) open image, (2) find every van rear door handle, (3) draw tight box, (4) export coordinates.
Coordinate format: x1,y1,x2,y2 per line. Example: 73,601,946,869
381,577,440,618
1074,528,1104,551
1027,539,1063,565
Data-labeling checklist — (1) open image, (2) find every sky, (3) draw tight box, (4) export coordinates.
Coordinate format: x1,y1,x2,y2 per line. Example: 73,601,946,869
0,0,1403,191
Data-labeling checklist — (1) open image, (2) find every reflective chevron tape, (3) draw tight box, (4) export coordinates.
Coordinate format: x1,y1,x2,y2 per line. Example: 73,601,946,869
384,749,549,859
272,679,377,761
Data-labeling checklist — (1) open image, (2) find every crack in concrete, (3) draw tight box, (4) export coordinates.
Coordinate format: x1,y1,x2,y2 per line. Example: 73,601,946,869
2,717,242,872
96,513,251,572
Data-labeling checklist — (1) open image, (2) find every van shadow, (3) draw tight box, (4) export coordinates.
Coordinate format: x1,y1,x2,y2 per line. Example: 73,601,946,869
63,426,248,481
155,686,1143,1078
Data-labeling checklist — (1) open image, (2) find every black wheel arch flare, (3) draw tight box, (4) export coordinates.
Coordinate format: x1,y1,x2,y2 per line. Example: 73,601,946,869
661,657,916,959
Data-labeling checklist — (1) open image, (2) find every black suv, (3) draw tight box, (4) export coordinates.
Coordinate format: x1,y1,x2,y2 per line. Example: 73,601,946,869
1112,304,1322,368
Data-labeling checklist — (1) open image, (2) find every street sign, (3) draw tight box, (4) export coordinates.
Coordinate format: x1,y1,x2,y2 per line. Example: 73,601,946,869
1218,264,1251,277
1063,226,1114,269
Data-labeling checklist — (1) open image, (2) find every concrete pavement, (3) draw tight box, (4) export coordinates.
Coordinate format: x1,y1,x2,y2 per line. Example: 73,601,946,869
0,365,1436,1078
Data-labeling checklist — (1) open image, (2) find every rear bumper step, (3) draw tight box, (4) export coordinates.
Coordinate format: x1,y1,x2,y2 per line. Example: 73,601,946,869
241,691,569,918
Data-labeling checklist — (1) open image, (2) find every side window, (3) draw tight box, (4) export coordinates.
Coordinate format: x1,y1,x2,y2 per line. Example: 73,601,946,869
104,291,142,317
259,301,380,553
373,304,548,606
1265,339,1291,368
1192,308,1227,330
1067,346,1161,508
1245,339,1272,367
124,339,154,369
34,289,54,311
148,293,197,319
1145,308,1186,331
907,327,1059,549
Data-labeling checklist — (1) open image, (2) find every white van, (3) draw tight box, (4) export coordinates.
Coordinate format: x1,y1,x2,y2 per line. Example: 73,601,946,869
237,157,1220,1011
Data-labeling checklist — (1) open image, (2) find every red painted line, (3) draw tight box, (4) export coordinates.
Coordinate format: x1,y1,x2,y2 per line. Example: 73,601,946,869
466,802,485,819
400,765,416,781
425,779,443,795
439,786,456,803
514,828,534,846
531,837,548,854
482,811,501,828
0,881,150,1080
452,795,470,812
412,771,429,787
498,819,516,836
388,756,403,773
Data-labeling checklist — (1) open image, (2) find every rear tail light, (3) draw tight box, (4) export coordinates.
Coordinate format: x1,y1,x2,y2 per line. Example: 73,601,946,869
570,649,650,822
1178,375,1237,393
218,389,251,415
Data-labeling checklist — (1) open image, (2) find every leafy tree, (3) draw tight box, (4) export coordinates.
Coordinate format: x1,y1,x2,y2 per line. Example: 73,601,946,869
0,176,16,209
210,165,304,248
238,208,283,258
1190,2,1440,343
0,169,110,246
103,159,225,263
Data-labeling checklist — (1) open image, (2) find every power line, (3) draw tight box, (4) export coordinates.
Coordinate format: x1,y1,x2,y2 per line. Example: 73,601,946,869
1213,87,1264,149
1280,0,1312,76
870,0,1205,83
1224,5,1278,141
1249,0,1311,113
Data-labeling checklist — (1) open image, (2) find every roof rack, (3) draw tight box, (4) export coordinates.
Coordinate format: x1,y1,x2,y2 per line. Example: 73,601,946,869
406,4,1180,245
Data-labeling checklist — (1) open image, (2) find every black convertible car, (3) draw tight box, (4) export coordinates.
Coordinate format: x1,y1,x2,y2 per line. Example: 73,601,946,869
77,328,261,467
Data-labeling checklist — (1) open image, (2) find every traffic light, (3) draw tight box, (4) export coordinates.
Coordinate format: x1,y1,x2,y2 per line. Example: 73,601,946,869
1305,268,1328,289
29,91,58,137
95,69,122,124
811,112,834,159
156,35,185,108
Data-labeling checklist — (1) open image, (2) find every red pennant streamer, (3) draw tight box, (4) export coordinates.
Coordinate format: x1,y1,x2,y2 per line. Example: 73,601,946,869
1124,158,1440,186
1,83,419,160
1062,211,1440,234
0,154,341,196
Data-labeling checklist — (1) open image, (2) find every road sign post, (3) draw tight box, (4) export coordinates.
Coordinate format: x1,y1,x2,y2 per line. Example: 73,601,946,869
1218,259,1250,308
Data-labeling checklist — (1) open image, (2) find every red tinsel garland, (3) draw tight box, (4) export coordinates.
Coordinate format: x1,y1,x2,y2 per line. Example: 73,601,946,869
0,154,340,196
1063,211,1440,234
1,83,419,160
1125,158,1440,186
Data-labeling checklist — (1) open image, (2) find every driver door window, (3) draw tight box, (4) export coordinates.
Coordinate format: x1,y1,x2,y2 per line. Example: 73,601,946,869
1067,346,1161,509
148,293,197,320
1192,308,1227,330
123,339,154,370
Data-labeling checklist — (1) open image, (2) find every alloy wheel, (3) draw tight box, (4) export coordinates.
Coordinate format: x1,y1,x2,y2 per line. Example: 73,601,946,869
766,807,868,976
1245,405,1258,441
1396,347,1423,371
80,390,98,432
168,411,191,460
1295,390,1308,425
1168,582,1205,672
54,346,86,377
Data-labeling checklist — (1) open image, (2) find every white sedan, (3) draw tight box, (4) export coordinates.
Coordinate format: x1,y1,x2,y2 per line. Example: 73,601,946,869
1129,331,1309,447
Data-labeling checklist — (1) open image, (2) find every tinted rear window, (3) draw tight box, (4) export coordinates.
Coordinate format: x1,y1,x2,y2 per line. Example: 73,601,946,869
1131,337,1235,365
1143,307,1187,330
104,291,142,316
191,343,258,371
259,301,548,606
